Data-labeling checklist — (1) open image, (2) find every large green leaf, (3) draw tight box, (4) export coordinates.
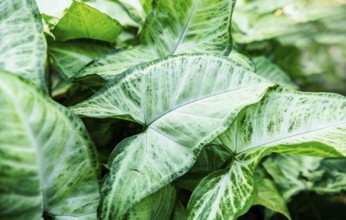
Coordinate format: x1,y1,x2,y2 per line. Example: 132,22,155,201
0,71,100,219
74,0,236,81
48,40,113,79
127,185,176,219
187,87,346,219
52,1,122,42
0,0,47,90
71,54,274,219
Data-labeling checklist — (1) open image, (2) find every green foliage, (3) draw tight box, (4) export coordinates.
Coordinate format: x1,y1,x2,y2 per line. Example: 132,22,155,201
1,0,346,219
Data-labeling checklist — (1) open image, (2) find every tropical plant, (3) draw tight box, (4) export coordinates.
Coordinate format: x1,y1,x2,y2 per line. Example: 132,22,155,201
0,0,345,219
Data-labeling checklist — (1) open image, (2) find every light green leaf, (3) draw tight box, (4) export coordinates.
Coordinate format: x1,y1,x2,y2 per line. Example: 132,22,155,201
71,54,274,219
128,185,176,220
74,0,236,81
52,1,122,42
85,0,139,27
0,71,100,219
0,0,47,90
188,87,346,219
48,40,113,79
233,0,346,44
228,50,256,72
118,0,148,24
253,56,296,88
263,154,346,200
254,169,291,220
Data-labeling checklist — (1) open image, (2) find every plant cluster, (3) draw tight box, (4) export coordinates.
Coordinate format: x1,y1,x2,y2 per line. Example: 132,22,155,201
0,0,345,219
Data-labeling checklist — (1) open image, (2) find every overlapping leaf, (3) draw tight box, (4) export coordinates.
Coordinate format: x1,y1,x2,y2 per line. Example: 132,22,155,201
254,169,291,219
52,1,122,42
128,185,176,219
74,0,236,81
264,154,346,199
0,71,100,219
71,54,274,219
49,40,113,79
0,0,47,90
188,87,346,219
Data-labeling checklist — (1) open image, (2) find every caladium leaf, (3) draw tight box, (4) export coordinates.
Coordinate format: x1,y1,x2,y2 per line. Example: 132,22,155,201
71,54,274,219
127,185,176,219
48,40,113,79
74,0,236,81
52,1,122,42
254,168,291,220
0,71,100,219
188,87,346,219
0,0,47,90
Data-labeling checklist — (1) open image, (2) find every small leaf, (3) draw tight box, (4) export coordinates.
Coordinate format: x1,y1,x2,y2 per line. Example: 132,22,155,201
0,0,47,90
71,54,274,219
254,169,291,220
187,160,257,220
52,1,122,42
49,39,113,79
128,185,176,220
74,0,236,81
0,71,100,219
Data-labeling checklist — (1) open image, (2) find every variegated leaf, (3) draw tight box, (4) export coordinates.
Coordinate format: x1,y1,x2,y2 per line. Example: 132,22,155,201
74,0,236,81
188,87,346,219
71,54,274,219
0,0,47,90
0,71,100,219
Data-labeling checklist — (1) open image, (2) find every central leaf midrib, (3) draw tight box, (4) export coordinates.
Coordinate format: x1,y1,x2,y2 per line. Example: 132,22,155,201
170,0,200,54
147,83,261,126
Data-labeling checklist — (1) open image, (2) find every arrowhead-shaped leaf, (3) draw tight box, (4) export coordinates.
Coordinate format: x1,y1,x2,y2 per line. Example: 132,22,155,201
52,1,122,42
0,71,100,219
71,54,274,219
188,87,346,219
74,0,236,81
0,0,47,90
